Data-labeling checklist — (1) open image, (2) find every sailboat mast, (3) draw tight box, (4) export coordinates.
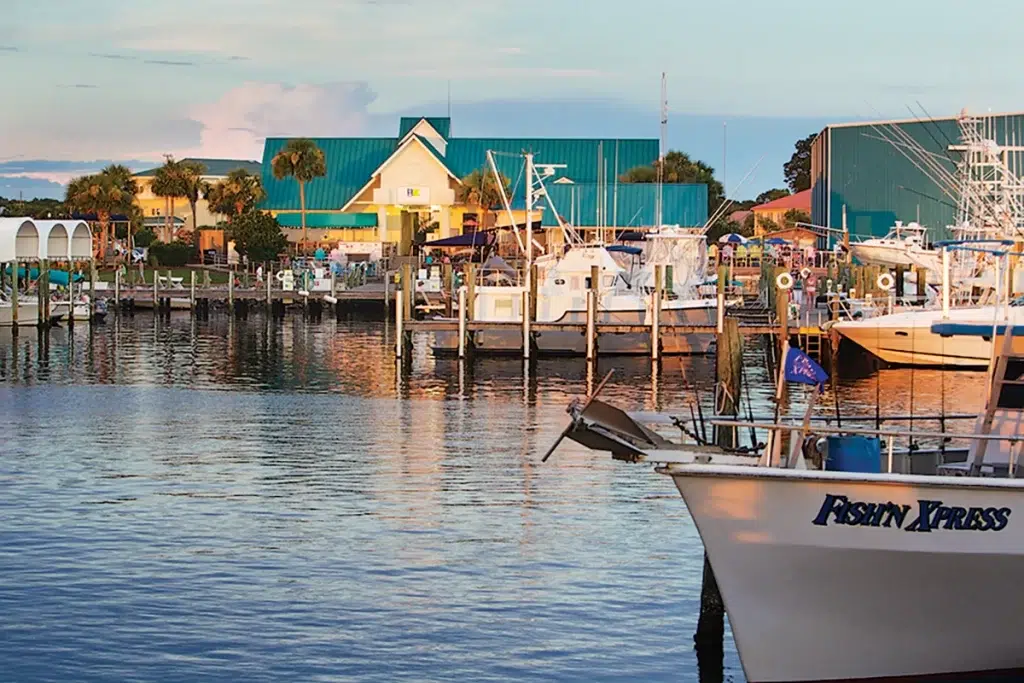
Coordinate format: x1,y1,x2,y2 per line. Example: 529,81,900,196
525,152,533,276
656,72,666,230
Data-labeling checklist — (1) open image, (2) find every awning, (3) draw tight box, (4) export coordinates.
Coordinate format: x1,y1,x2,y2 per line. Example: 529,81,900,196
423,231,495,248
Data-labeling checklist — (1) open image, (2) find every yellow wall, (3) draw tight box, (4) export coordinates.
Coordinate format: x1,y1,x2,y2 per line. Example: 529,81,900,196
135,175,229,232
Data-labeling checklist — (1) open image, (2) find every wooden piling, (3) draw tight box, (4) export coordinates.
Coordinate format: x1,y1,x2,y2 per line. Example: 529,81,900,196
465,263,476,321
522,289,531,360
401,263,412,322
152,268,159,309
458,286,467,359
716,264,727,334
586,266,597,361
266,266,273,307
894,265,905,300
10,261,18,327
36,262,45,327
190,270,196,311
442,264,453,317
529,264,538,321
652,264,663,360
775,275,789,352
395,289,404,358
694,314,741,660
915,265,927,302
41,260,50,324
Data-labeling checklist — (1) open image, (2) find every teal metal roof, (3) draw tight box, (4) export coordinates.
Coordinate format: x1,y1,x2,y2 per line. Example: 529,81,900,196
259,130,662,213
399,117,451,140
276,212,377,228
444,138,657,185
260,137,396,211
134,158,261,177
536,183,707,228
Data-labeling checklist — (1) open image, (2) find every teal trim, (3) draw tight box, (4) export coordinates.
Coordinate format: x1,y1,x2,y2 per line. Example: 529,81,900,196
275,213,378,228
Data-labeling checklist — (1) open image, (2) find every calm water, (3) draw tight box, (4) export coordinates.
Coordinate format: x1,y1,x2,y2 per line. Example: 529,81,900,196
0,314,989,682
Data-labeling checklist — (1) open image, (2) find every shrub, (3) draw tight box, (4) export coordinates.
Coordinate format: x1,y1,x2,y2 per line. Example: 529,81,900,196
149,240,193,267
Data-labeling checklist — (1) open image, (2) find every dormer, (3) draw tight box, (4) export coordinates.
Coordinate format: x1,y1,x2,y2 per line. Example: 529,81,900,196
398,117,450,156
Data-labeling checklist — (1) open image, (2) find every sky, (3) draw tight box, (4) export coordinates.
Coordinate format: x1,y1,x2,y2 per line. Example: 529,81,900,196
3,0,1024,200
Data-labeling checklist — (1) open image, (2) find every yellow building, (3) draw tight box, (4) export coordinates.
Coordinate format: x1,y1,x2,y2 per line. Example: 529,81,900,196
133,158,262,238
260,117,706,259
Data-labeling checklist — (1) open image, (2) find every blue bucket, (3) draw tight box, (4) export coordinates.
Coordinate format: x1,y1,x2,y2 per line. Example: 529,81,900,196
825,435,881,473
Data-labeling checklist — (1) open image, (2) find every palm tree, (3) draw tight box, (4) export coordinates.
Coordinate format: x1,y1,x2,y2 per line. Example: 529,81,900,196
177,160,207,235
271,139,326,255
456,167,511,235
206,168,266,219
152,156,185,243
65,164,138,261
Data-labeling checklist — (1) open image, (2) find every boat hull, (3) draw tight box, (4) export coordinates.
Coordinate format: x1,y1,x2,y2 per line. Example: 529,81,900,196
832,307,1024,367
849,243,918,268
0,302,42,327
668,465,1024,682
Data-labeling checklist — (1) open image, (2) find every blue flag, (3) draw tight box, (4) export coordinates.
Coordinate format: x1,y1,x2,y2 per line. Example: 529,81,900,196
784,346,829,390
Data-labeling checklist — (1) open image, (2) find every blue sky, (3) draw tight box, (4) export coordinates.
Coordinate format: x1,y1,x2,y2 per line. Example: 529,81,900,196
3,0,1024,199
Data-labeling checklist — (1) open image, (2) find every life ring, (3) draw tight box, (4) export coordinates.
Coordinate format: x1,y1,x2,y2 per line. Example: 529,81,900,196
801,268,812,280
775,272,794,290
877,272,895,290
275,270,287,282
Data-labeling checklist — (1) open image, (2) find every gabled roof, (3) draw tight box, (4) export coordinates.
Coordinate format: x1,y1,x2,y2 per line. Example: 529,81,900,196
399,117,451,140
339,135,461,211
753,189,812,212
260,137,396,211
259,128,664,212
134,158,261,178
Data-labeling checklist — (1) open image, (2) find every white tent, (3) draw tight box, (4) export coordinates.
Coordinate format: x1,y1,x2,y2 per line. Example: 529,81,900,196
68,221,92,260
0,218,40,262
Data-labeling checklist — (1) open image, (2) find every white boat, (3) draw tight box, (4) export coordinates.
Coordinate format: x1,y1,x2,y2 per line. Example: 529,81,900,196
432,243,720,355
0,299,41,327
831,302,1024,366
668,464,1024,682
848,221,937,269
550,319,1024,681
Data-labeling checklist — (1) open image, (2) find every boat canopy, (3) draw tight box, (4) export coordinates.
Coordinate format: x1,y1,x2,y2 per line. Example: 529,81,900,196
423,230,494,248
607,244,643,256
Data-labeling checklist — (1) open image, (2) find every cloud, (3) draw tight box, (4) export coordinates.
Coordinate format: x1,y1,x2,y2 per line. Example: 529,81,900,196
170,81,378,160
0,159,158,187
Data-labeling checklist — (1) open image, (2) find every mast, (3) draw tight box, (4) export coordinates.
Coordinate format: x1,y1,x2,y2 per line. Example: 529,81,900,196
656,72,667,230
525,151,533,277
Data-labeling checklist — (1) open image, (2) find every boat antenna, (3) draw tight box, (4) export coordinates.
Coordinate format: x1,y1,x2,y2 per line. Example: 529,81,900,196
656,72,666,230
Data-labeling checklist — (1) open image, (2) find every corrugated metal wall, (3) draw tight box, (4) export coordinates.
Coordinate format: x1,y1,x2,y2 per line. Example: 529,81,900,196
813,113,1024,243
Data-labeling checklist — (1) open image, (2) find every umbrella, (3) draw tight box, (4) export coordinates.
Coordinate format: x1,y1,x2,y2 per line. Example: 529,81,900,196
765,237,789,245
718,233,748,244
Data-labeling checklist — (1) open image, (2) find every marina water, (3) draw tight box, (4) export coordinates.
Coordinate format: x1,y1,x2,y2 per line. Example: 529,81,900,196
0,314,987,682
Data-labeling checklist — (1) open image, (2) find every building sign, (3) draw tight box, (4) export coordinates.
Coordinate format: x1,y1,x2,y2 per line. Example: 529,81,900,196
398,186,430,205
812,493,1011,532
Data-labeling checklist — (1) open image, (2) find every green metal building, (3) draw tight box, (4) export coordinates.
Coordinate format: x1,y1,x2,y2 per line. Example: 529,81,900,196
811,111,1024,243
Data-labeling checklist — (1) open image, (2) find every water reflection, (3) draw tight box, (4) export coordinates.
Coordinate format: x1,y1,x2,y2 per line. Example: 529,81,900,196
0,313,993,683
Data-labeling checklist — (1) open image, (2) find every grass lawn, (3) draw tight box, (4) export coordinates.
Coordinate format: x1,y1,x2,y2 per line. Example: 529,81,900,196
96,267,232,285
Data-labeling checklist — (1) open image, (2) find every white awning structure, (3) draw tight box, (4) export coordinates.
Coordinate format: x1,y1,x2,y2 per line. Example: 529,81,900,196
35,220,70,260
68,221,92,259
0,218,40,262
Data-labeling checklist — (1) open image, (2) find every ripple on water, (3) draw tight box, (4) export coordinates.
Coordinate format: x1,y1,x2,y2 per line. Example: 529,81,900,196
2,314,983,682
